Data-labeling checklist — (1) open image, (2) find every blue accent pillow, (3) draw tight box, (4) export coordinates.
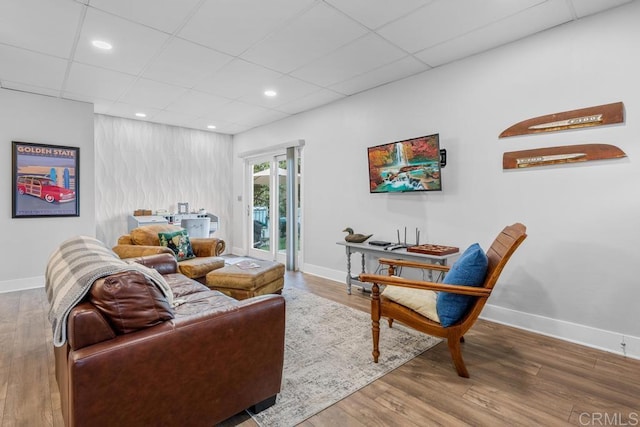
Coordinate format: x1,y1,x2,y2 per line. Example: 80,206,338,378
436,243,488,327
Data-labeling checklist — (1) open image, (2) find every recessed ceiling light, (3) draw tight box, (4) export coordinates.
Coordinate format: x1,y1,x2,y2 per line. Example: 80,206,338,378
207,125,217,129
92,40,112,50
264,89,277,97
135,112,146,118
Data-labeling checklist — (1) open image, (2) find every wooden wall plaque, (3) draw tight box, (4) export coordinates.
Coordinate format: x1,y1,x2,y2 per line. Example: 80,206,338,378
499,102,624,138
503,144,626,169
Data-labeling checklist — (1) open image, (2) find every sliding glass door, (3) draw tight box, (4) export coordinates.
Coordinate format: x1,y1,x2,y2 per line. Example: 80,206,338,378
247,151,301,268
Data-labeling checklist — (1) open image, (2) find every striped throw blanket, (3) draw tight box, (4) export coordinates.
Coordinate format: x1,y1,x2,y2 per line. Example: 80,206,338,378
45,235,173,347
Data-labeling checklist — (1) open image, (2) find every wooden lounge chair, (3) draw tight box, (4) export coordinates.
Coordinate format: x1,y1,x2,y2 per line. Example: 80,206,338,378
359,223,527,378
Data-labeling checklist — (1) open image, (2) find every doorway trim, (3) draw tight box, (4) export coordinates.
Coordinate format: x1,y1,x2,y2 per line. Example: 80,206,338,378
241,140,304,270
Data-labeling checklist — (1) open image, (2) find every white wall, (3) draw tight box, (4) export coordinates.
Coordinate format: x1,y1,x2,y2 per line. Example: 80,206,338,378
94,114,234,248
0,89,95,292
0,101,234,293
233,3,640,357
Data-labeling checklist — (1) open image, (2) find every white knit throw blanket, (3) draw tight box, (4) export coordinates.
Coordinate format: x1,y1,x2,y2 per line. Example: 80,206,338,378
45,235,173,347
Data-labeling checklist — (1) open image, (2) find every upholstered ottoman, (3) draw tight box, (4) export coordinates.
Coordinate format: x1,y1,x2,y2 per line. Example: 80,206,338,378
206,260,285,300
178,256,225,283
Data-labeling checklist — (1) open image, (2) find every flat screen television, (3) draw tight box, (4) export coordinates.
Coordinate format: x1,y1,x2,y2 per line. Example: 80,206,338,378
367,133,442,193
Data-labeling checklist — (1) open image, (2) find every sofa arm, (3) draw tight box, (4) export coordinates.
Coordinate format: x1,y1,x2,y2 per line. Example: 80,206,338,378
190,237,225,256
117,235,133,245
112,244,173,259
65,295,285,426
129,252,178,275
67,302,117,350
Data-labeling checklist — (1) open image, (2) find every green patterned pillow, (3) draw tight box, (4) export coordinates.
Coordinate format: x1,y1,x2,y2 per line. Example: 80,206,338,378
158,229,195,261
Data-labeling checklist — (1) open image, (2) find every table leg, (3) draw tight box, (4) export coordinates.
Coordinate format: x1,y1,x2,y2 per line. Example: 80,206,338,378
345,247,353,295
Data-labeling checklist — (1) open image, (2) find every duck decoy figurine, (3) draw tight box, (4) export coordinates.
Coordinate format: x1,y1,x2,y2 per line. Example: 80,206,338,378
343,227,373,243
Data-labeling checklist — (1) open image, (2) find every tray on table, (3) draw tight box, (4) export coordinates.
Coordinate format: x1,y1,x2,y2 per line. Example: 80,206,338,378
406,244,459,256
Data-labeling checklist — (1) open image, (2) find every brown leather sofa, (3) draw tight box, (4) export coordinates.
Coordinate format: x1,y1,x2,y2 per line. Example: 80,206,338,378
54,252,285,427
112,224,226,283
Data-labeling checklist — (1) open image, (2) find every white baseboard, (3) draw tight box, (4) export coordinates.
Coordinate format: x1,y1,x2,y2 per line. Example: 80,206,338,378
481,304,639,360
231,246,247,256
302,263,640,360
301,263,345,284
0,275,44,294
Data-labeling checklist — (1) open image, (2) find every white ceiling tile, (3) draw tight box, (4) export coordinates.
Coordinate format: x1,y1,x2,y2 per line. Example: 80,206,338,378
150,110,200,129
88,0,202,33
165,90,232,116
275,89,345,115
205,101,270,124
241,2,367,73
0,0,83,58
0,45,68,91
178,0,315,56
106,102,162,120
378,0,547,53
74,8,170,75
143,38,233,88
330,55,429,95
325,0,432,29
1,0,631,134
415,0,573,67
194,59,283,100
291,34,407,87
245,109,290,128
64,62,136,101
204,101,288,127
570,0,632,17
119,78,187,110
238,75,321,108
191,117,250,135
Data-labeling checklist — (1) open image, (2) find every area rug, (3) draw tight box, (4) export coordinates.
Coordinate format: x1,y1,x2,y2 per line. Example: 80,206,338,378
250,287,441,427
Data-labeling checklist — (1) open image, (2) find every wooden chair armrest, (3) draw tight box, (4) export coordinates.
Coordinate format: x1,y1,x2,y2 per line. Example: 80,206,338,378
378,258,451,273
359,273,491,297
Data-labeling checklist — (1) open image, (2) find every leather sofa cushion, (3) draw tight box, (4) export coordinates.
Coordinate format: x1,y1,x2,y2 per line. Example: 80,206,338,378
130,224,182,246
90,271,174,334
162,273,242,318
178,256,225,279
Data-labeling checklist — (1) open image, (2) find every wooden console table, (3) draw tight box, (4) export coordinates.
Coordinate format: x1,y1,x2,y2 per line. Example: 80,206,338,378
336,241,459,294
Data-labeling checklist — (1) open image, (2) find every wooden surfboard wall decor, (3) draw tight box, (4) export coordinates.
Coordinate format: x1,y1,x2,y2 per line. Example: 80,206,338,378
499,102,624,138
503,144,626,169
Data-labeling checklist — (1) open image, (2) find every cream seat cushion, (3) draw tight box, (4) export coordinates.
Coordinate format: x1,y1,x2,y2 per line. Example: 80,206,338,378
381,285,440,323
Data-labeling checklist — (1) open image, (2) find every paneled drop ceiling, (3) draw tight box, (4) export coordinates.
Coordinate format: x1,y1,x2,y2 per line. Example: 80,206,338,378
0,0,632,135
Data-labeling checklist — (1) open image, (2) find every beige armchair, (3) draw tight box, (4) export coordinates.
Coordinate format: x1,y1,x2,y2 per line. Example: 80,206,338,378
113,224,226,283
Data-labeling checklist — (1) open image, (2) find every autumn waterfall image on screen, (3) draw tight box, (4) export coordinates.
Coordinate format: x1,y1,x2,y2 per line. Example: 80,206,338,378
367,134,442,193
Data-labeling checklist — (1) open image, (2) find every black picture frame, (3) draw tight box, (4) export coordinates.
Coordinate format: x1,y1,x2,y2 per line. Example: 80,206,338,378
12,141,80,218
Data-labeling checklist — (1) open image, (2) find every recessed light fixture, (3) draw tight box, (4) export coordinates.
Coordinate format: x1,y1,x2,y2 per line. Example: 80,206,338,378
92,40,112,50
264,89,277,97
135,112,146,118
207,125,217,129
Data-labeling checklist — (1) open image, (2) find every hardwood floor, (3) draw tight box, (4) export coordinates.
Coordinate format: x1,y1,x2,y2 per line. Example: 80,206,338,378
1,272,638,426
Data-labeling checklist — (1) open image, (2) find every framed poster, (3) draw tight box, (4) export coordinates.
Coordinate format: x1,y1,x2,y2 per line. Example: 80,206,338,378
12,141,79,218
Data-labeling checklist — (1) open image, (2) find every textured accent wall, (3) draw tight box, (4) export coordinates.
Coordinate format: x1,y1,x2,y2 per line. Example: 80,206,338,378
94,114,233,248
